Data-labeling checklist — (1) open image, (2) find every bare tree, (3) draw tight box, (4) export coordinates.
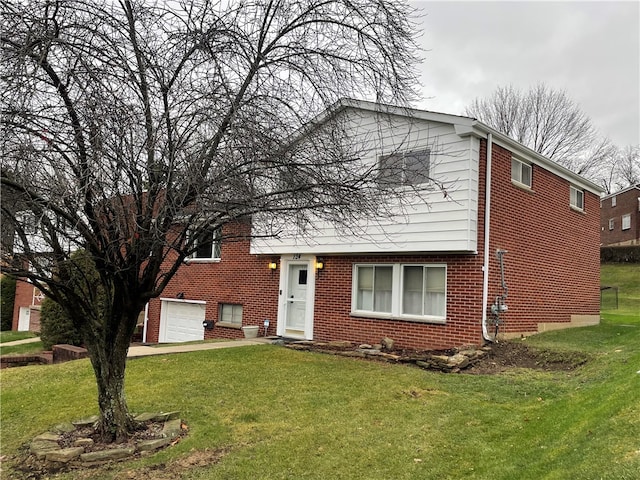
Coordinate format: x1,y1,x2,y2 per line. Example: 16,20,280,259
465,84,599,172
594,144,640,194
1,0,420,441
615,145,640,189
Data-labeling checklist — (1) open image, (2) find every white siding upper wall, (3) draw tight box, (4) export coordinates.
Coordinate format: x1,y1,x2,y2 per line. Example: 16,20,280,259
251,108,480,255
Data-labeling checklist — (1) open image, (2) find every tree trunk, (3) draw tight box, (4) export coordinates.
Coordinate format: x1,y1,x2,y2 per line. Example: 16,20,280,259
85,323,138,442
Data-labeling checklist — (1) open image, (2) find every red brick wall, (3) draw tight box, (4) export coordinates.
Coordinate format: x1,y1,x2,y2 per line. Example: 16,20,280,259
145,139,601,350
313,254,484,350
486,142,601,334
145,221,279,343
600,187,640,246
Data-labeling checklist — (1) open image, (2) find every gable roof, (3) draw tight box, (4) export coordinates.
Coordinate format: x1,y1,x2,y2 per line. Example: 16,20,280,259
313,98,603,195
600,183,640,200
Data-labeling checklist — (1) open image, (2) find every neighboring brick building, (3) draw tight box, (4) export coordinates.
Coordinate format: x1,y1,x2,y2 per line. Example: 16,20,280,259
600,184,640,246
143,100,602,349
11,281,44,332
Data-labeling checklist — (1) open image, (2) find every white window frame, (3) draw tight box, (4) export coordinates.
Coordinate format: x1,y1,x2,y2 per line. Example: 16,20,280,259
351,263,447,323
622,214,631,231
570,185,584,211
218,303,243,327
378,149,431,187
511,157,532,188
611,195,617,207
608,218,615,230
187,225,221,261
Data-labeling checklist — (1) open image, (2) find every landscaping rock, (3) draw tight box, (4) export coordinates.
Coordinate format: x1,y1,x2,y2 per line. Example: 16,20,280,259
154,411,180,422
134,412,158,422
80,447,136,463
74,438,94,448
46,447,84,463
137,437,174,452
381,337,395,351
30,441,60,459
327,340,353,348
33,432,61,442
161,419,182,439
52,422,76,434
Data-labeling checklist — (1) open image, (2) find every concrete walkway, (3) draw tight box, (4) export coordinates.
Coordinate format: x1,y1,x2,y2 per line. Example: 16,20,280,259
1,337,42,347
1,336,274,358
127,337,273,358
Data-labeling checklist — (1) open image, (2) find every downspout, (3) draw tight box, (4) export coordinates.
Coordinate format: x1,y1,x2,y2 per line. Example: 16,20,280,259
481,133,493,342
142,302,149,344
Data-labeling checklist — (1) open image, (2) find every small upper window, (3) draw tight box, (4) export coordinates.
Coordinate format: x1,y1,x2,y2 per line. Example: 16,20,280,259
608,218,615,230
570,186,584,211
189,225,221,260
622,214,631,231
611,196,617,207
379,149,431,187
511,157,532,188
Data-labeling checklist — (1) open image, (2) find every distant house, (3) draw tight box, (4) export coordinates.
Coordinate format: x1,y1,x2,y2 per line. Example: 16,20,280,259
143,100,602,350
600,184,640,247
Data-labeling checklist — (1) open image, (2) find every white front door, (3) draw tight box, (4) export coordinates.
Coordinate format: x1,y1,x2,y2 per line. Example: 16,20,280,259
18,307,30,331
278,258,316,339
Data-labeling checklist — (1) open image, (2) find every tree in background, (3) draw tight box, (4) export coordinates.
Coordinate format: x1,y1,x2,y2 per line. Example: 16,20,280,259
465,84,600,175
0,275,17,331
1,0,420,441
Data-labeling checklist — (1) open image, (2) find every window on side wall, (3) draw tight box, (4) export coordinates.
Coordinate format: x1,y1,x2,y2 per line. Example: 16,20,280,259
608,218,615,230
352,263,447,322
378,149,431,187
570,186,584,211
219,303,242,327
511,157,532,188
189,225,221,260
622,214,631,230
612,195,617,207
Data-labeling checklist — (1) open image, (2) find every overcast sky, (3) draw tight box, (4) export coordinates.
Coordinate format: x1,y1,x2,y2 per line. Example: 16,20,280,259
411,1,639,148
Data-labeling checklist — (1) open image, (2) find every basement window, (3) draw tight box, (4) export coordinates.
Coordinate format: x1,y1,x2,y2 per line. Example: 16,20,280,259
218,304,243,327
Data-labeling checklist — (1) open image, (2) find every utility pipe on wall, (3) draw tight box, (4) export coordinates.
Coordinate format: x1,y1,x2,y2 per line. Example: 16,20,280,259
142,302,149,344
481,133,493,342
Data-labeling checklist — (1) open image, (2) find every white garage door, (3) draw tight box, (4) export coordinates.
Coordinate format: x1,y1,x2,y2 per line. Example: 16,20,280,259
159,301,206,343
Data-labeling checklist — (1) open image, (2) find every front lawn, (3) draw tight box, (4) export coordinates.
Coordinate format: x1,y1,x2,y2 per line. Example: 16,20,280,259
2,313,639,479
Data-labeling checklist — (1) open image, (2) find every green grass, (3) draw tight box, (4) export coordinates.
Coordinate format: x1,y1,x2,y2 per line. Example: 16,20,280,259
0,341,44,356
601,263,640,318
1,264,639,479
0,331,37,343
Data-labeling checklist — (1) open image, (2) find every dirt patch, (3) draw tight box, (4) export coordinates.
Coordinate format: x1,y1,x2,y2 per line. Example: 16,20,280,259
464,341,589,374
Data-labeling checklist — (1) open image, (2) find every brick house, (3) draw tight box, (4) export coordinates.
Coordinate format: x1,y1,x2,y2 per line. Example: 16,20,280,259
143,100,602,350
600,184,640,246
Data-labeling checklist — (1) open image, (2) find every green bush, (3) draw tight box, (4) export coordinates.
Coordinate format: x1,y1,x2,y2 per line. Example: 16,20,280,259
600,245,640,263
39,296,83,350
1,275,17,331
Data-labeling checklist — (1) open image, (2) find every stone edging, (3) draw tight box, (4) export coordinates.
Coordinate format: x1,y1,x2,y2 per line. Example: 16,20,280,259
285,340,490,373
29,412,184,465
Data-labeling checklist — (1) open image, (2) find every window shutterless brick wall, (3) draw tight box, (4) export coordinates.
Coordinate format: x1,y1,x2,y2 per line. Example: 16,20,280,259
600,186,640,246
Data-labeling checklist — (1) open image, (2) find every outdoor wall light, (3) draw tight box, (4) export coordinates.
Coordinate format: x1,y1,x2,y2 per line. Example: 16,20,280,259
268,259,278,271
315,257,325,271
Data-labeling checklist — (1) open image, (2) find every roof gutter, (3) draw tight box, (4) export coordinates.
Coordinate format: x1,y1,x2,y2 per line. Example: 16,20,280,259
481,133,493,342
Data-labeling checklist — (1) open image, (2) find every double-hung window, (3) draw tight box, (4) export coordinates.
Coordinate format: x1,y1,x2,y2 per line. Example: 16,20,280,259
608,218,615,230
622,214,631,230
353,263,447,322
188,225,221,260
511,157,532,188
379,149,431,187
570,185,584,211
